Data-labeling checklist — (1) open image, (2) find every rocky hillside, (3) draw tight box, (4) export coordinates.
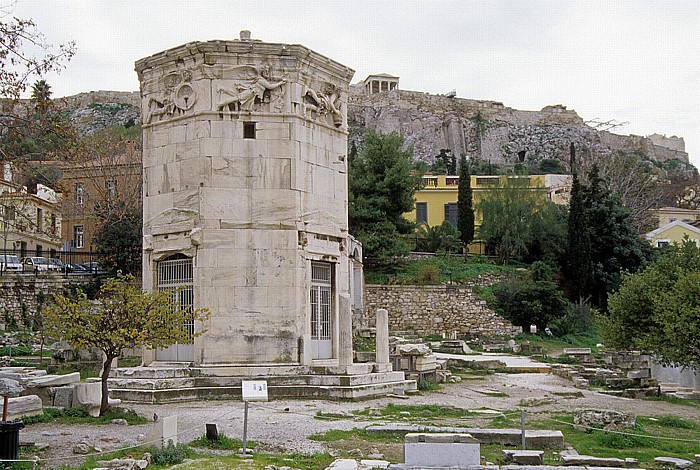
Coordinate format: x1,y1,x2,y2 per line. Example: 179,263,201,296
47,89,690,174
348,86,689,170
57,91,140,137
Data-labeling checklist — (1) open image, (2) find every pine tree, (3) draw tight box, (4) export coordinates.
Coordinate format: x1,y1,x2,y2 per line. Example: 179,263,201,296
348,132,420,266
457,155,475,247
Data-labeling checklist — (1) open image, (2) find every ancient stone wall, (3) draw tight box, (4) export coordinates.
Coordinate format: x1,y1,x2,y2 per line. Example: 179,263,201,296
0,277,79,329
362,278,520,338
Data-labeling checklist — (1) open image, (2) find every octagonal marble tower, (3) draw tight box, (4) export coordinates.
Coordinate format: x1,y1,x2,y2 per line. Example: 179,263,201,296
136,34,361,367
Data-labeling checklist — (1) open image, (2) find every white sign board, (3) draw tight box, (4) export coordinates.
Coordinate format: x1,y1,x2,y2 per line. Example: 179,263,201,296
242,380,268,402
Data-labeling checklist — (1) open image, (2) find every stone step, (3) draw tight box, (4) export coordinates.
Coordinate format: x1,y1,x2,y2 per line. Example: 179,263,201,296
561,455,627,467
110,379,417,403
110,367,193,379
109,371,408,391
195,371,407,387
108,377,195,390
365,425,564,449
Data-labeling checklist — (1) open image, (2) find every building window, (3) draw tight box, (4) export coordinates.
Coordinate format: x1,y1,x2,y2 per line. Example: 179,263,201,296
19,241,26,259
157,255,194,343
310,261,332,344
75,182,84,205
444,203,458,227
36,245,43,256
243,122,256,139
73,225,84,249
106,180,116,198
3,205,15,221
51,214,56,234
416,202,428,225
36,208,42,232
2,205,14,229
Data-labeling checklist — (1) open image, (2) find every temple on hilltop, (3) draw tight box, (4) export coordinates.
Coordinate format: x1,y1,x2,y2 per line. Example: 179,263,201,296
107,32,414,401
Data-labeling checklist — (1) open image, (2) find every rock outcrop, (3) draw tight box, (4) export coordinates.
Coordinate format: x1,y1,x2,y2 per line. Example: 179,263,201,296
347,87,689,168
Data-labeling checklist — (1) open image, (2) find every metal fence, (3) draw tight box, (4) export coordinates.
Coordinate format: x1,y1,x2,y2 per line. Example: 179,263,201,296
0,248,103,276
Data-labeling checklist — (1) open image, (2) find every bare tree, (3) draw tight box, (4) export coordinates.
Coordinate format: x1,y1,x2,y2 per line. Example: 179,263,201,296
579,152,660,232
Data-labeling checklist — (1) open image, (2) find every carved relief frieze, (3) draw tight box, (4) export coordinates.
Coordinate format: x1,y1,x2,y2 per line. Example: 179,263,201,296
144,70,198,124
202,64,287,114
302,82,343,128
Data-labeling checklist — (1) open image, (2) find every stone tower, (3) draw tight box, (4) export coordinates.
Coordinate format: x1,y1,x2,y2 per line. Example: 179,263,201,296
135,34,361,367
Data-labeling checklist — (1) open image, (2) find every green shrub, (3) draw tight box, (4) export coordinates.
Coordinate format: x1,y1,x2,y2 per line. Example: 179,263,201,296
551,299,596,337
0,345,33,356
417,264,440,283
149,442,192,465
492,263,567,330
189,432,251,450
417,379,441,391
657,415,696,429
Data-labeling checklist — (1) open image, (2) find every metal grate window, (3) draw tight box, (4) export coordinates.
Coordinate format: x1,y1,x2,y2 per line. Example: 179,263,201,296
310,262,332,341
157,257,194,342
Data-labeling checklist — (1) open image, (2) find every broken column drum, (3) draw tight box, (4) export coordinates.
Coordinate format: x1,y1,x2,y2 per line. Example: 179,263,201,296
136,37,358,366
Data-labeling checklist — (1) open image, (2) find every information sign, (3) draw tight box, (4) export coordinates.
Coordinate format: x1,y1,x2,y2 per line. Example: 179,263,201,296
241,380,268,402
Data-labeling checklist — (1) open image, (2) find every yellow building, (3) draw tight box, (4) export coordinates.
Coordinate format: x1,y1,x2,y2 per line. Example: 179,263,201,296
407,174,571,228
645,220,700,248
405,174,571,254
653,206,699,228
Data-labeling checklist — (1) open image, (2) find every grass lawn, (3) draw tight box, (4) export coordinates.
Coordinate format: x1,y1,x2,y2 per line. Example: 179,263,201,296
364,256,511,285
309,403,700,466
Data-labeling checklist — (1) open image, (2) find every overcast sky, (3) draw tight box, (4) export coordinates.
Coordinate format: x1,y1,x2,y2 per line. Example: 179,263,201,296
11,0,700,166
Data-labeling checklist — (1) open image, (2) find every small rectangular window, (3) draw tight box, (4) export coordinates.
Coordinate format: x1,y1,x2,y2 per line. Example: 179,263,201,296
73,225,84,249
4,205,15,221
75,182,84,205
416,202,428,224
106,180,116,198
243,122,256,139
36,208,43,231
444,203,458,227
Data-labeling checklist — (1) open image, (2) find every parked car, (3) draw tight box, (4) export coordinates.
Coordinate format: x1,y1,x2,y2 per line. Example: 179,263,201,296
0,255,22,272
21,257,55,272
47,258,68,272
82,261,107,274
66,263,88,273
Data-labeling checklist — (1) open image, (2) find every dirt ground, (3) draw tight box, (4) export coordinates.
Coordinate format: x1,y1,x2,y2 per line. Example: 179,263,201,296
19,371,700,468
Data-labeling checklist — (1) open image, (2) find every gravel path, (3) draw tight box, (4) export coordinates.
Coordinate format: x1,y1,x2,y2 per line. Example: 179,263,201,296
20,372,700,468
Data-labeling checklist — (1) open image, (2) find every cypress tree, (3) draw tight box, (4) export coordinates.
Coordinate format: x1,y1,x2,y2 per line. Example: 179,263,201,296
565,146,592,300
457,155,475,247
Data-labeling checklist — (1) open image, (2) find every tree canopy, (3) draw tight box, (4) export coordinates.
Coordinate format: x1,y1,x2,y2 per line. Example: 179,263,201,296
0,15,75,101
605,240,700,368
44,274,210,415
348,132,420,266
565,164,650,307
477,177,565,265
493,261,568,330
0,14,75,164
94,206,142,275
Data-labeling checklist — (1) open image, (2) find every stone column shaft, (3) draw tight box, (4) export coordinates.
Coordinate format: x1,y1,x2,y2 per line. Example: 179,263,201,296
338,293,353,367
376,308,390,364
